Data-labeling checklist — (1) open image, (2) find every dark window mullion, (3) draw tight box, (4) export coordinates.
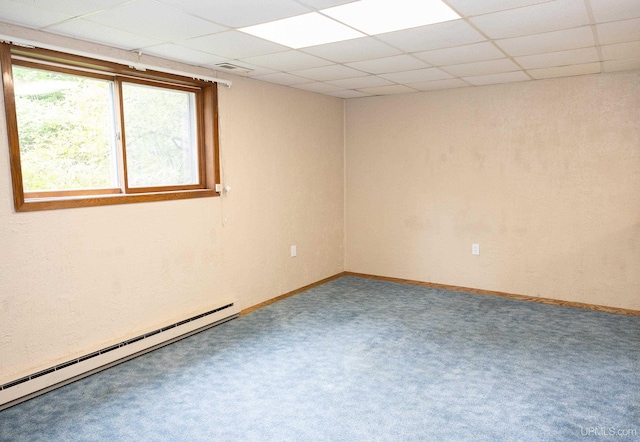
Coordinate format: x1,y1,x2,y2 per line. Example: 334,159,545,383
195,90,206,187
113,77,129,193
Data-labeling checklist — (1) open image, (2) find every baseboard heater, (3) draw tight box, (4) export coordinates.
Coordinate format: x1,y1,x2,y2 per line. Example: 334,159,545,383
0,300,239,411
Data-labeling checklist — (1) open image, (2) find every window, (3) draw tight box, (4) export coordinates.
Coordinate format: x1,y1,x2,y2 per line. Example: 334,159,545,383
1,43,220,211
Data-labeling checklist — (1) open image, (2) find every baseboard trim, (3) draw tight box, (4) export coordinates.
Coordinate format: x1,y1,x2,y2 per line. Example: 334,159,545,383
344,272,640,316
239,272,346,316
239,271,639,317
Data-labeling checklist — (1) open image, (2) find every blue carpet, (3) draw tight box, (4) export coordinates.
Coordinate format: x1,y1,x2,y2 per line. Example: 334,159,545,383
0,276,638,441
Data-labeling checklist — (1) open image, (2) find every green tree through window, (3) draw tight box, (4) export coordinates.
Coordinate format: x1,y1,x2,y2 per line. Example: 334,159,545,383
122,82,198,188
14,66,116,191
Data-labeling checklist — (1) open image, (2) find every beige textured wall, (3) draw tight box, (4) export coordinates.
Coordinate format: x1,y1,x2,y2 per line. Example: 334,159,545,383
346,72,640,310
0,71,345,382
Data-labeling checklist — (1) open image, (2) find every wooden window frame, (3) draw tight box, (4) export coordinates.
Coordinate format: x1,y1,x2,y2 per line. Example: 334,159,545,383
0,43,220,212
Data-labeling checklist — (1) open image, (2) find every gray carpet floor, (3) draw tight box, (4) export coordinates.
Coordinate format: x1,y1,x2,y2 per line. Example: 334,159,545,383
0,276,638,441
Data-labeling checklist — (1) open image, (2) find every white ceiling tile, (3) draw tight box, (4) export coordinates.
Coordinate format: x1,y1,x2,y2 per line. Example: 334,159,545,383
2,0,636,98
297,0,358,8
515,47,599,69
414,42,505,66
527,62,601,79
379,67,452,83
603,58,640,72
143,44,228,66
0,1,71,28
292,82,345,93
48,19,163,50
597,18,640,45
408,78,471,91
463,71,530,85
236,62,278,77
443,58,520,77
184,31,287,59
251,72,311,86
327,89,371,99
495,26,595,57
590,0,640,23
10,0,129,17
470,0,590,39
301,37,401,63
601,41,640,60
376,20,485,53
240,50,332,71
346,55,429,74
327,75,394,89
291,64,368,81
157,0,312,28
358,84,418,95
445,0,553,16
86,0,227,42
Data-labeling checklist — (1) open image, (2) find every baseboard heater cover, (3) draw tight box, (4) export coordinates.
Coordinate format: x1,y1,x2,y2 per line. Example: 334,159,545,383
0,300,239,411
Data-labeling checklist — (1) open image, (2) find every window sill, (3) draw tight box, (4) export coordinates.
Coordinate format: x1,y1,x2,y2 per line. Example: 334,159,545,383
16,189,219,212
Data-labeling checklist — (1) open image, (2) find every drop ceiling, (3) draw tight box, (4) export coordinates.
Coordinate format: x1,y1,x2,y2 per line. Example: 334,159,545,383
0,0,638,98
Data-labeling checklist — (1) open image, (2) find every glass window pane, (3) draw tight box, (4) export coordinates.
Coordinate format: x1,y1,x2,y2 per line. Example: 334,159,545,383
122,82,199,188
13,66,117,192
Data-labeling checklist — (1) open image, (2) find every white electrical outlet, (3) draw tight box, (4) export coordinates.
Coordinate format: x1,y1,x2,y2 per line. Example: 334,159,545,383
472,244,480,255
291,245,297,257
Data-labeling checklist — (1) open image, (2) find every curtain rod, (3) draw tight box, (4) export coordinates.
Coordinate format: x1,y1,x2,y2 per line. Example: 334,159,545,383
0,31,232,88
